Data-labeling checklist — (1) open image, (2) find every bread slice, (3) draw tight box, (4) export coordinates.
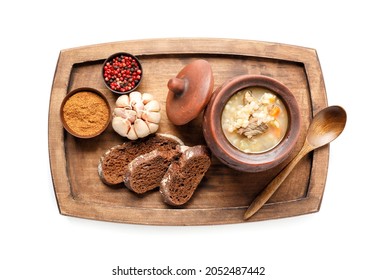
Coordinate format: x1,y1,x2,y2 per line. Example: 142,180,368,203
98,133,184,185
124,148,181,194
160,145,211,206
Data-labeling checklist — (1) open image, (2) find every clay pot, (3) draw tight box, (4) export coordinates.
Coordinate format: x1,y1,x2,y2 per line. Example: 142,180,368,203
203,75,301,172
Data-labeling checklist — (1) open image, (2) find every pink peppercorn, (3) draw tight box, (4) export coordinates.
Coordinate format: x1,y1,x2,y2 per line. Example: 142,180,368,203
103,53,142,94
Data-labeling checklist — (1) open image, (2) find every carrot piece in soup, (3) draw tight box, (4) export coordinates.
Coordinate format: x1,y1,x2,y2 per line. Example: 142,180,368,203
269,106,281,117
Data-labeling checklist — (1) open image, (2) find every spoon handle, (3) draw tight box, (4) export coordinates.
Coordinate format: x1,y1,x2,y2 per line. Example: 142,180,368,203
244,143,313,220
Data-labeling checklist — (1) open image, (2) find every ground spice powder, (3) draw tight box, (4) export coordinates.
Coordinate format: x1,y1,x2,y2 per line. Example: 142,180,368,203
63,91,110,136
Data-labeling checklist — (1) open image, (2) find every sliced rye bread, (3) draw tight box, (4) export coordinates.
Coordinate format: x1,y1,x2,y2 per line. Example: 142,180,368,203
123,147,183,194
98,133,184,185
160,145,211,206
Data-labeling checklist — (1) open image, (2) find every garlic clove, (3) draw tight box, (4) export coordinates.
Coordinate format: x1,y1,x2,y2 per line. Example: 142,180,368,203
113,108,137,122
112,117,131,137
133,119,150,138
126,126,138,140
113,107,123,117
146,122,159,134
129,91,142,105
129,91,144,117
134,102,144,118
124,110,137,123
115,95,130,108
142,111,161,124
142,93,154,104
144,100,160,112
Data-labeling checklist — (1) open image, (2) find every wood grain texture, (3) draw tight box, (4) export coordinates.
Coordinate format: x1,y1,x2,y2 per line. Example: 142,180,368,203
48,38,328,225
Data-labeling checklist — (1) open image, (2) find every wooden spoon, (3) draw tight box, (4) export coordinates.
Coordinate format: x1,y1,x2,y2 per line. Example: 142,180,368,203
244,105,347,220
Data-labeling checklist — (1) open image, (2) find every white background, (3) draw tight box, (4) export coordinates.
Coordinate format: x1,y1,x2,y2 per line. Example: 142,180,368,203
1,1,375,279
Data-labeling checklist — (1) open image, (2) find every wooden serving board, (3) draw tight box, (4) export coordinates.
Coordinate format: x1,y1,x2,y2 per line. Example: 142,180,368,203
48,38,328,225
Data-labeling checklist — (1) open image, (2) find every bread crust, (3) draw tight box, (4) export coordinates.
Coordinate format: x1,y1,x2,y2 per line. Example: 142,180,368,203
160,145,211,206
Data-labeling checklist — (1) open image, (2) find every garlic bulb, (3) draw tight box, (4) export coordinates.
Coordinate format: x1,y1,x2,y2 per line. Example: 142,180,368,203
112,91,161,140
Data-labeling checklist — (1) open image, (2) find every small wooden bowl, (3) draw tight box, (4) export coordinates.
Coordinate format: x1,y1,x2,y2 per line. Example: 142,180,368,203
203,75,301,173
102,52,143,95
60,87,111,138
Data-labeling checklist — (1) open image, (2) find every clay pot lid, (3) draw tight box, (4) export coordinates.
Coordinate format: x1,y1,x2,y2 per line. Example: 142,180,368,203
166,59,214,125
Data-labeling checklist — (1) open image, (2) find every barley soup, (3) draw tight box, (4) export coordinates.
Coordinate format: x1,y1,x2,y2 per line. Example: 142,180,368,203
221,87,288,153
